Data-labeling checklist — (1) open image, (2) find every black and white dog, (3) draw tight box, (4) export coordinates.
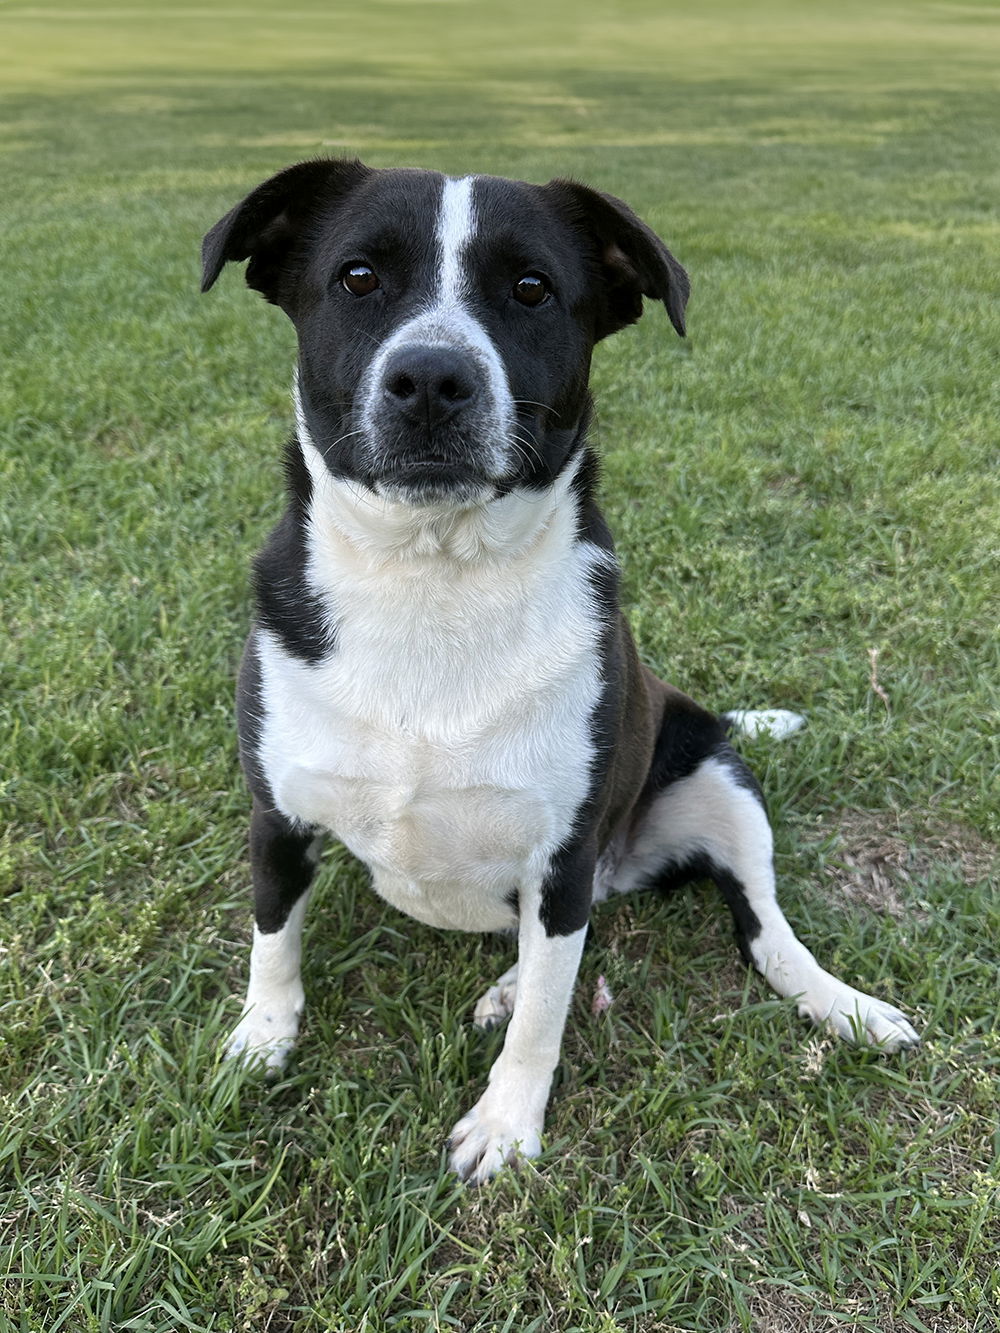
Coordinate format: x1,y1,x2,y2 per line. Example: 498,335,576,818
202,160,918,1184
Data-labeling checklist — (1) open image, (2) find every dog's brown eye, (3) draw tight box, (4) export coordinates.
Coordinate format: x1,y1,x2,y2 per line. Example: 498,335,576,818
341,263,380,297
512,273,550,307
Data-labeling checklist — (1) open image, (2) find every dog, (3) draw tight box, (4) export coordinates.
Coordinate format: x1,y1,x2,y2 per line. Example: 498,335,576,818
201,160,919,1184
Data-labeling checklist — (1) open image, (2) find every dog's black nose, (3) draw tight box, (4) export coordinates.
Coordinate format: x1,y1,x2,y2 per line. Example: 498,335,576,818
382,346,479,427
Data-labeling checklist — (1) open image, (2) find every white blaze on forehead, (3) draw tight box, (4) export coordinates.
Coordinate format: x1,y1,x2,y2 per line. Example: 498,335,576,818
436,175,476,304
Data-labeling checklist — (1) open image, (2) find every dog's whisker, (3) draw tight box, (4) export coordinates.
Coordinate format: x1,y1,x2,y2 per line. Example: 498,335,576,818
509,430,552,480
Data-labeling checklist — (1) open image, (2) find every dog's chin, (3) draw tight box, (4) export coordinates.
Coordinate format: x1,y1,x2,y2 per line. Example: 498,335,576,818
373,462,497,509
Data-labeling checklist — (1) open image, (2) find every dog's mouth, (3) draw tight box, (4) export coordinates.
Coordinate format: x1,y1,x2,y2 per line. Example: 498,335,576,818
372,457,498,506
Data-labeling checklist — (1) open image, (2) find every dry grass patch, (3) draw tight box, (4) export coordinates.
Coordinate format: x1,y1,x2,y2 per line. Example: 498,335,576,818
739,1289,982,1333
816,810,997,920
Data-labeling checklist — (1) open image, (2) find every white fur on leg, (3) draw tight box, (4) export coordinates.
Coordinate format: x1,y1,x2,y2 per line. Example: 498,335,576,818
748,918,920,1051
226,893,310,1074
473,963,518,1031
448,1062,546,1184
450,904,587,1184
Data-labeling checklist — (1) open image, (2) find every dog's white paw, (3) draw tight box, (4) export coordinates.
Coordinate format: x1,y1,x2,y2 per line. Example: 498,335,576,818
798,983,919,1052
472,965,518,1032
225,997,302,1075
448,1091,543,1185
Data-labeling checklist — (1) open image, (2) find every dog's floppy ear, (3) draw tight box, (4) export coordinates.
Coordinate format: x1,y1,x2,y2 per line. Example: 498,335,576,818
542,179,690,340
201,158,371,304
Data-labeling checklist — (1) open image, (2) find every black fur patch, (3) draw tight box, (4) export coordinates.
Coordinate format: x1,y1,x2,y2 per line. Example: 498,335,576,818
652,853,763,966
644,696,767,810
251,437,336,664
539,838,598,937
647,695,730,787
250,800,319,934
714,743,768,810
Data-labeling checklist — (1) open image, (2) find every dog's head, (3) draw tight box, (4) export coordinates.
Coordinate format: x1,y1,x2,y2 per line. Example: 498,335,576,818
202,160,688,506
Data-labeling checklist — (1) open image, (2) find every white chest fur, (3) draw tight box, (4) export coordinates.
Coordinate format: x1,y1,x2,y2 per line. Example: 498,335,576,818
255,462,611,933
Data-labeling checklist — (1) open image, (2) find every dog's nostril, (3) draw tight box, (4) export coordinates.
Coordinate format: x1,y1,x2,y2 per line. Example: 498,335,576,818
388,372,417,401
439,377,466,403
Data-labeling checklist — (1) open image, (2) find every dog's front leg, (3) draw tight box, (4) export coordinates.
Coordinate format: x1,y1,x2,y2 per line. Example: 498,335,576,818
226,799,320,1074
448,852,592,1185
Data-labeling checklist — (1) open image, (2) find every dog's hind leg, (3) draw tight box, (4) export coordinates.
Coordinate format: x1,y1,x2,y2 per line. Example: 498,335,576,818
226,800,323,1073
614,704,919,1051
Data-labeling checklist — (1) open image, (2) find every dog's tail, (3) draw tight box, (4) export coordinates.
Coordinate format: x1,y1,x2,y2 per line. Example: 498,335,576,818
722,708,806,741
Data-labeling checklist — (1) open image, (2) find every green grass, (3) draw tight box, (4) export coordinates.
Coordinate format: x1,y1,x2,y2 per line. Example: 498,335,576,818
2,1,999,1329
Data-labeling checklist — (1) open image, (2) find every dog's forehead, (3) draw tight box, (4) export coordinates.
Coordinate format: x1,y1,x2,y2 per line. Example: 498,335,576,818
333,167,446,245
466,173,572,262
329,168,574,265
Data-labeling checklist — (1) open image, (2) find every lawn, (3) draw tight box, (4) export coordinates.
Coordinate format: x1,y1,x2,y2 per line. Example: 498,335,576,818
1,1,998,1329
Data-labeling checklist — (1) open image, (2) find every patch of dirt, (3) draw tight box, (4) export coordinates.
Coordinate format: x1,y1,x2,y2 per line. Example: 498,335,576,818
816,810,998,920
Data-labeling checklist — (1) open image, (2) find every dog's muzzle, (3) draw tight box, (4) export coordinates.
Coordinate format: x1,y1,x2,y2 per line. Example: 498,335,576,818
363,340,510,501
353,294,518,503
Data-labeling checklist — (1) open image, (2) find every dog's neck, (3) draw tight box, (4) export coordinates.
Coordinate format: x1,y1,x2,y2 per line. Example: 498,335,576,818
293,382,588,572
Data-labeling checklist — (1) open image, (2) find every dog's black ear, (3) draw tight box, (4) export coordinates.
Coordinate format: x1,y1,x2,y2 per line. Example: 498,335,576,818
542,179,689,340
201,158,371,303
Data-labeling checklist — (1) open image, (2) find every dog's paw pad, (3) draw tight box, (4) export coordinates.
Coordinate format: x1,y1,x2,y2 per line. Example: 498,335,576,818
448,1103,542,1185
